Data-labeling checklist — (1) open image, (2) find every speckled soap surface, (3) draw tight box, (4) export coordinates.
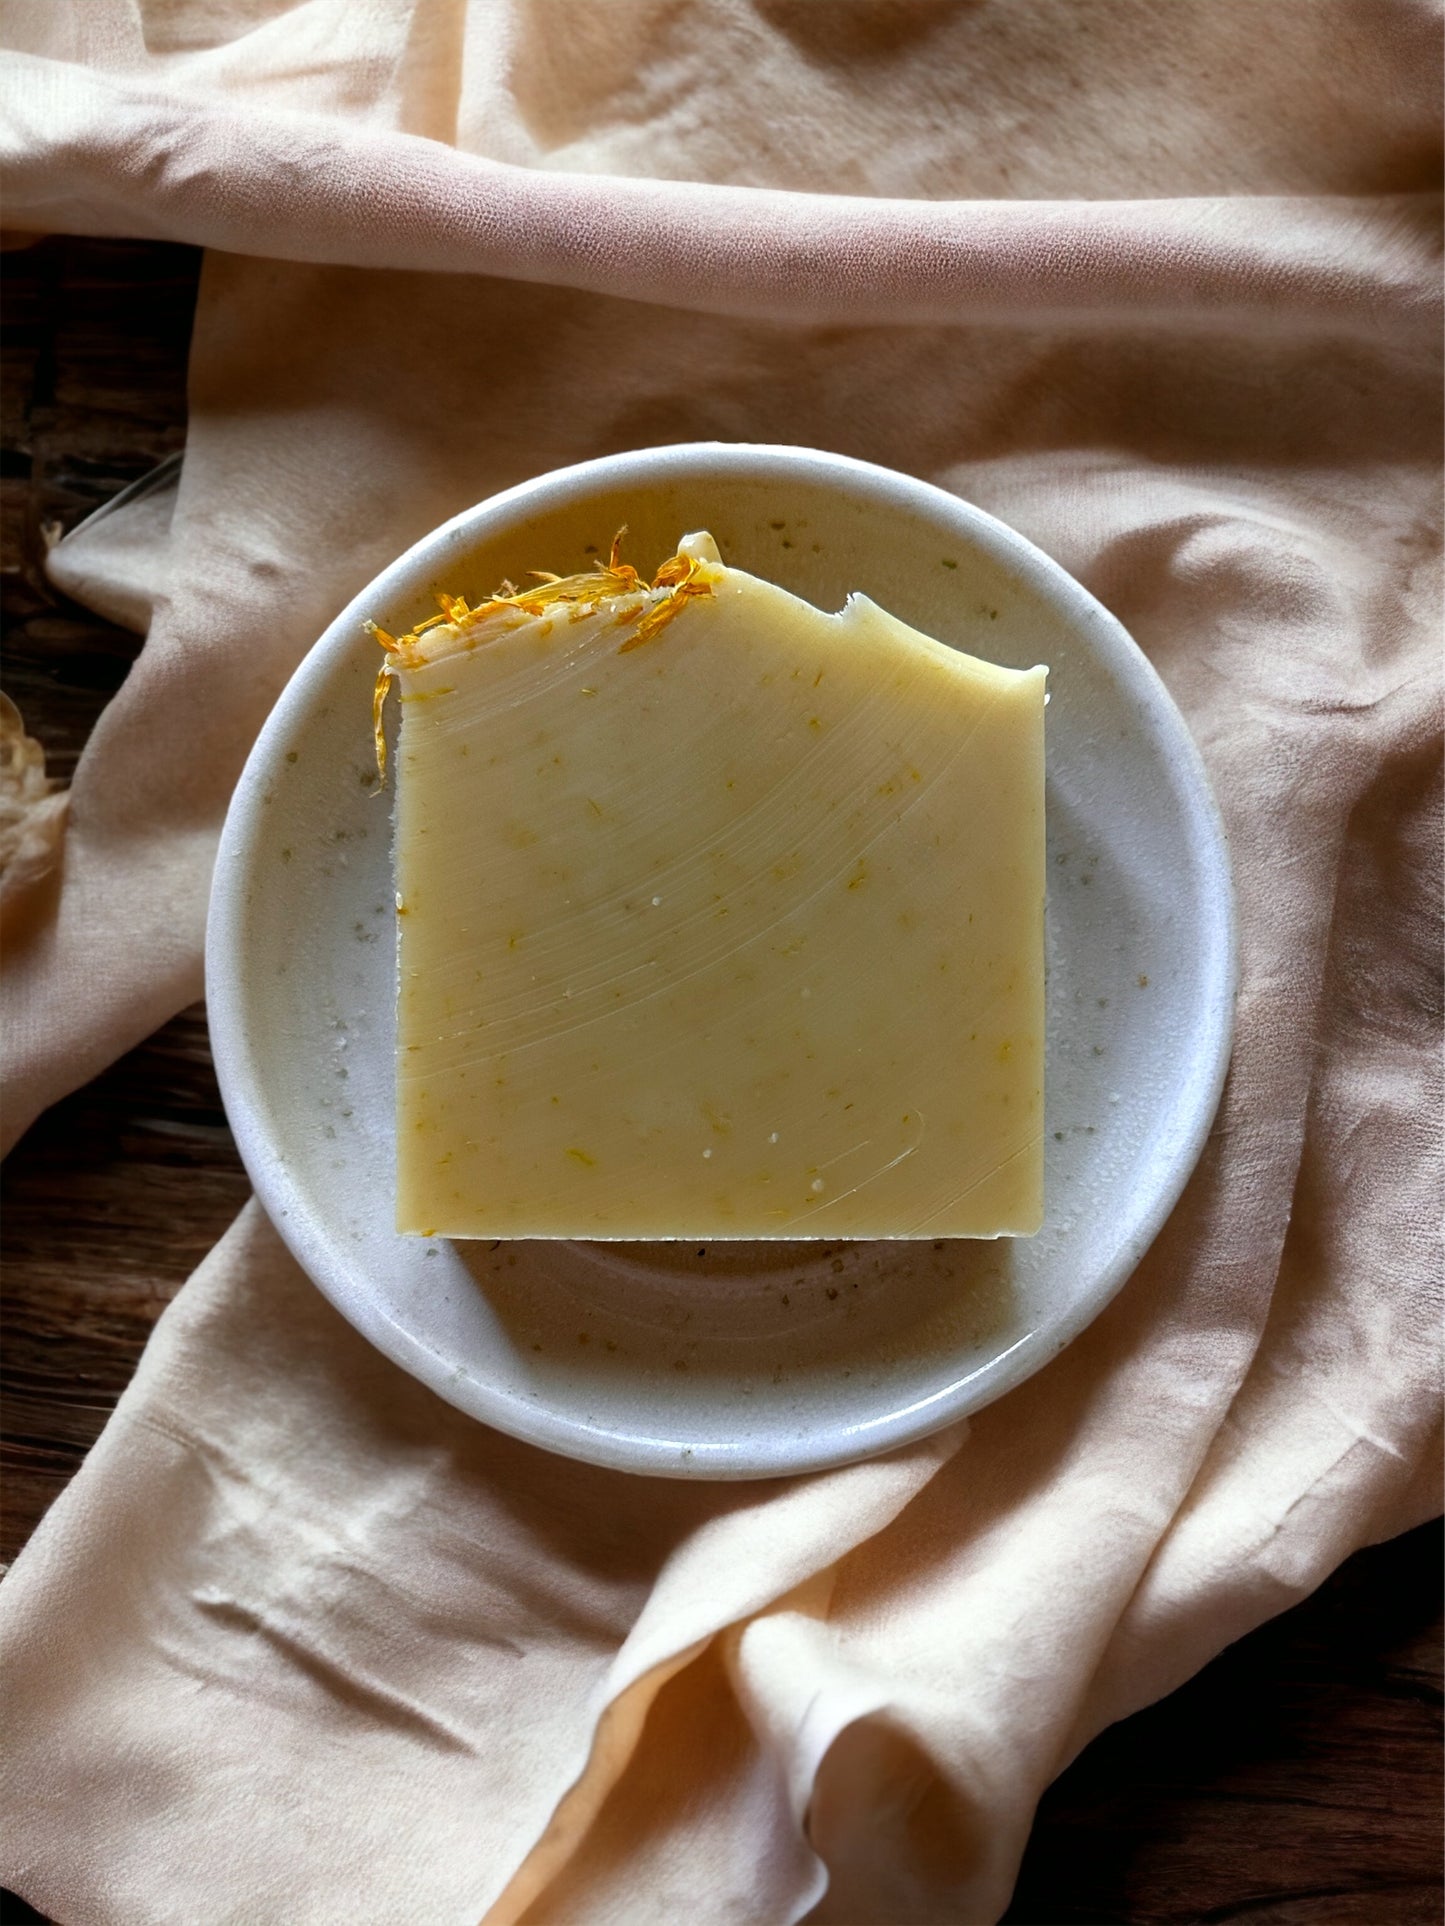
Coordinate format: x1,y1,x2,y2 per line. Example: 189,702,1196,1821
389,532,1046,1242
208,444,1235,1478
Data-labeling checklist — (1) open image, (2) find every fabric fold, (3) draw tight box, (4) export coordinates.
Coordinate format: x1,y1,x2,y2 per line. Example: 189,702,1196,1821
1,57,1440,335
0,1206,958,1926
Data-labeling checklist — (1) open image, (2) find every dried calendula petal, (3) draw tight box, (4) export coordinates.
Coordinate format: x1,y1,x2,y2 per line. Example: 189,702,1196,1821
0,690,69,909
377,530,1046,1241
366,526,681,786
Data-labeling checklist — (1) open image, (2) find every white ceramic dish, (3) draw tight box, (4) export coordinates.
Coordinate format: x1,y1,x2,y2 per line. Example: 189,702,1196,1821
207,444,1236,1479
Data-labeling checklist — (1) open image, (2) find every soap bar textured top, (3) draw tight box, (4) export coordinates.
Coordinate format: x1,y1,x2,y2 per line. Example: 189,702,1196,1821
381,533,1045,1240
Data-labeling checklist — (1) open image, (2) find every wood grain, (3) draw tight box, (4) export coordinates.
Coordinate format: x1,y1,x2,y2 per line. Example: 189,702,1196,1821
1,236,199,783
1,236,1439,1926
1006,1518,1442,1925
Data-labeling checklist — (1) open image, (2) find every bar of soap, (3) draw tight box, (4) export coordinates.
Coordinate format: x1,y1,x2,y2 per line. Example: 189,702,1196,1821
379,532,1045,1240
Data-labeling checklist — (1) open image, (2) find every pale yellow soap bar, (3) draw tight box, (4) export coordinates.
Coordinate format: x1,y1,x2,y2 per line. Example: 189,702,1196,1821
384,533,1045,1240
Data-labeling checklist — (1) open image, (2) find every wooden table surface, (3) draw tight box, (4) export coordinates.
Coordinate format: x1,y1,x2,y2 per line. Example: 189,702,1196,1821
2,237,1440,1926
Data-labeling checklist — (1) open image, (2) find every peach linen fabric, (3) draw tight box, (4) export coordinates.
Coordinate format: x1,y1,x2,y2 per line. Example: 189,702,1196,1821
1,3,1441,1921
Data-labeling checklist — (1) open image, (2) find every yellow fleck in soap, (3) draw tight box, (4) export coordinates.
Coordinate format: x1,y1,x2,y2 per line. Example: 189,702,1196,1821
382,532,1045,1239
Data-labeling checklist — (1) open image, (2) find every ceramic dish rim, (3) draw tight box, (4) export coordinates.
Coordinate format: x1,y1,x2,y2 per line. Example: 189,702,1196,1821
206,441,1238,1478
